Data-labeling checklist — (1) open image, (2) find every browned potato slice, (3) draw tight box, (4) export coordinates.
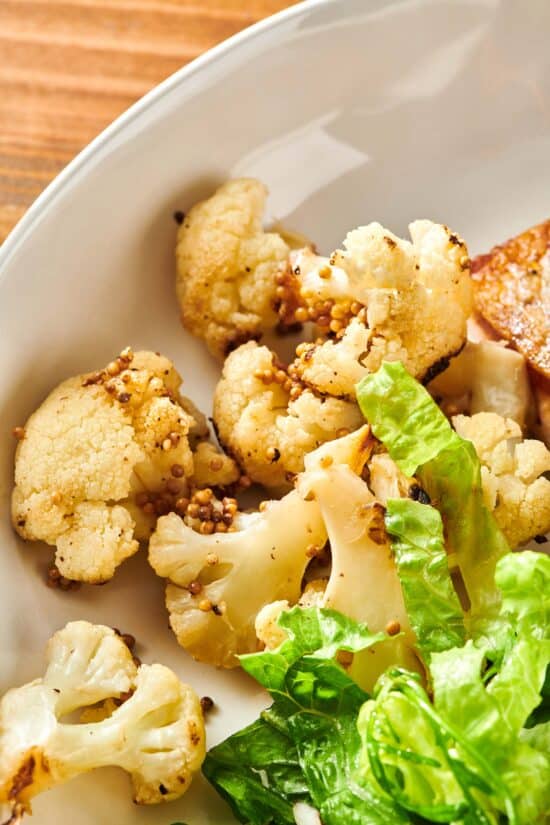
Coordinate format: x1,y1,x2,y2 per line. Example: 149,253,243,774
471,219,550,377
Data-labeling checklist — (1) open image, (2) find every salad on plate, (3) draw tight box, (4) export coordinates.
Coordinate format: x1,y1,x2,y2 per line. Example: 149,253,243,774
1,178,548,825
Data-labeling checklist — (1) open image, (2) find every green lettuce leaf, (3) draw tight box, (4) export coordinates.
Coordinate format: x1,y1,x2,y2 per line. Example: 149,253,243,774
205,557,550,825
521,720,550,754
204,608,409,825
356,361,509,625
496,550,550,639
358,667,500,824
493,551,550,729
240,607,385,693
430,639,550,824
384,498,466,657
202,717,308,825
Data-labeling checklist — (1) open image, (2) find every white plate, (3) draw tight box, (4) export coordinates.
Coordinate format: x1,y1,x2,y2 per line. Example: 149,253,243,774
1,0,549,822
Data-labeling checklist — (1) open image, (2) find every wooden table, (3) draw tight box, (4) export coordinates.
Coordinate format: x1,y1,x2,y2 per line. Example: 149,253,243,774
0,0,298,242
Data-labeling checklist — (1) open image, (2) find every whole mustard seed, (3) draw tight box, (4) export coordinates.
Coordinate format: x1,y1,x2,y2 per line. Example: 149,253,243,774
385,620,401,636
200,696,214,714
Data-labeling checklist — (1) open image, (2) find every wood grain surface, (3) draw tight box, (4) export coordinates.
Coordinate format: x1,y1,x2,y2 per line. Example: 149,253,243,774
0,0,298,242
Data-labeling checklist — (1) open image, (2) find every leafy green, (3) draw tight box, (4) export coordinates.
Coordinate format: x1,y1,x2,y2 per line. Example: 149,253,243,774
496,550,550,640
359,667,501,824
356,362,509,625
205,574,550,825
202,717,308,825
430,640,550,824
240,606,385,692
427,552,550,823
384,498,465,657
204,608,409,825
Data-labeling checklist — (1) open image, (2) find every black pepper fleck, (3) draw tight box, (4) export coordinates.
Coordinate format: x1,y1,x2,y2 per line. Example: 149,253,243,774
409,484,431,505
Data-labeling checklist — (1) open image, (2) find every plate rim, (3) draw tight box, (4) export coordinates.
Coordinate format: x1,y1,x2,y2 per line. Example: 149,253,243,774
0,0,335,271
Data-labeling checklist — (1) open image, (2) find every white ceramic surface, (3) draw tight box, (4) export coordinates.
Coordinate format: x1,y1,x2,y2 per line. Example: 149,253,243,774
1,0,549,822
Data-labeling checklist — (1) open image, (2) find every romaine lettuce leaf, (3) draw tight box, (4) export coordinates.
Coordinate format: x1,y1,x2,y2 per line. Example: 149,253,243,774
204,609,409,825
384,498,466,657
430,639,550,824
491,551,550,729
358,666,501,824
356,362,510,625
496,550,550,639
205,559,550,825
202,717,308,825
240,607,385,693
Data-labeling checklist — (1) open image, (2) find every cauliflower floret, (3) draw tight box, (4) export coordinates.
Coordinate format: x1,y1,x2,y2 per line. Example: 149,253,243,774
290,220,472,399
298,439,415,646
148,489,328,668
12,348,239,582
0,622,204,819
255,430,420,689
176,178,293,359
453,412,550,548
150,427,403,670
429,340,532,427
213,340,363,487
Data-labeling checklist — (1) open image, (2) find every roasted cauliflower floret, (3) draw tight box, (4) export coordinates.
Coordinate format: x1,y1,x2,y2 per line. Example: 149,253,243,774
148,487,327,667
212,340,363,487
289,220,472,399
257,430,420,688
12,348,239,583
453,412,550,548
298,434,415,647
176,178,293,359
0,622,205,820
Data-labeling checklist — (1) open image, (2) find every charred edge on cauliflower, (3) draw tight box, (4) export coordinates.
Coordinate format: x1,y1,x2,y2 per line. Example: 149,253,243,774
223,329,262,357
46,566,81,592
420,342,466,386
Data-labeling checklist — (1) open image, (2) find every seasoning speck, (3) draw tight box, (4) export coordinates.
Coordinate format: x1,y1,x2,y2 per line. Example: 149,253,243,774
385,620,401,636
200,696,215,714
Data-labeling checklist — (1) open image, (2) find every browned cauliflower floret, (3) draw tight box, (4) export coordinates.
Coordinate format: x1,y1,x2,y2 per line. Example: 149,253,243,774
212,340,363,487
288,220,472,399
176,178,293,359
12,349,239,583
0,621,205,819
453,412,550,548
148,490,328,667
